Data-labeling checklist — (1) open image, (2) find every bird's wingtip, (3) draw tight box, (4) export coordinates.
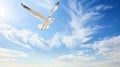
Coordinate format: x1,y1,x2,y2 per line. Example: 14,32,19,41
21,3,30,9
21,3,23,5
21,3,25,7
56,1,60,5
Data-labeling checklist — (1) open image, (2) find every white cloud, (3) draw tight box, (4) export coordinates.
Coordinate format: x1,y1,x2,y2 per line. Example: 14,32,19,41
0,23,12,30
1,28,33,49
60,0,112,48
53,35,120,67
0,48,28,57
52,54,93,63
95,5,113,11
28,33,49,50
0,23,45,49
0,25,119,66
0,48,28,62
47,33,61,48
0,23,61,50
92,35,120,59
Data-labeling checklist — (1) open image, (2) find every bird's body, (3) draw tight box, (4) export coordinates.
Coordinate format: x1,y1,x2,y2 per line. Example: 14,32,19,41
21,1,60,30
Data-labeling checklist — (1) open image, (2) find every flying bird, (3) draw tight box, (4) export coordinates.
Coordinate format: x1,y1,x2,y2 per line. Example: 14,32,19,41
21,1,60,30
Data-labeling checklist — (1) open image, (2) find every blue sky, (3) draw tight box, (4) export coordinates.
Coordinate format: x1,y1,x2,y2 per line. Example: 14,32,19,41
0,0,120,67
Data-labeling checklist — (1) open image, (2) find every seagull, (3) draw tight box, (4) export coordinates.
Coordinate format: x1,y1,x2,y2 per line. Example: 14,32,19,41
21,1,60,30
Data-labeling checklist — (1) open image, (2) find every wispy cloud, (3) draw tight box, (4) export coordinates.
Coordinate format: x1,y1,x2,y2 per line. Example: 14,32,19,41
52,54,93,63
60,0,112,48
95,5,113,11
92,35,120,59
0,23,42,49
0,24,32,49
52,35,120,67
0,23,61,50
0,47,28,62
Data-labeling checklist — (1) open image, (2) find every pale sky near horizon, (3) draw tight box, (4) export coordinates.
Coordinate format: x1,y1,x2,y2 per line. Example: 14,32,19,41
0,0,120,67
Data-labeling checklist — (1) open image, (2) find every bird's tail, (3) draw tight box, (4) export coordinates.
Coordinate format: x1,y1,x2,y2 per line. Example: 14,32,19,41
38,24,50,30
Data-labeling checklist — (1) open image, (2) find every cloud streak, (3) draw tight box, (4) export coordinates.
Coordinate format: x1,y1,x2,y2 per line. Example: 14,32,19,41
0,47,28,62
0,23,61,50
92,35,120,59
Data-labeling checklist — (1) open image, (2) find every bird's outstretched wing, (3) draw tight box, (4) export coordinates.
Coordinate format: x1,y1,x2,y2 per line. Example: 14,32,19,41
48,1,60,17
21,3,47,22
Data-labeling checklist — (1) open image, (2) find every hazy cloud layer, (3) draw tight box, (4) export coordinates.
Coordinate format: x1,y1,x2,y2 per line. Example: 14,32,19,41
0,48,28,62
